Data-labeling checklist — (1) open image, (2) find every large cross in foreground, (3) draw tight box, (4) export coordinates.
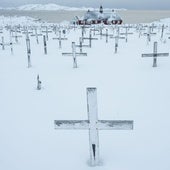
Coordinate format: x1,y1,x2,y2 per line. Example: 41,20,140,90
142,41,169,67
54,88,134,166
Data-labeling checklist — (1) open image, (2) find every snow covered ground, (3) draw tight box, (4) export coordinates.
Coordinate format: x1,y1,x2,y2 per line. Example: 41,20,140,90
0,16,170,170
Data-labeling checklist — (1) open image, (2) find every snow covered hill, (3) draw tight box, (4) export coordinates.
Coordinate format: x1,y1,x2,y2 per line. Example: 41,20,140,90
0,4,126,11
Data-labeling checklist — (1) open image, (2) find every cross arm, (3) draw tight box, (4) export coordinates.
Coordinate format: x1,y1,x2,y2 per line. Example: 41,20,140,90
54,120,89,129
98,120,133,130
142,53,169,57
62,53,73,56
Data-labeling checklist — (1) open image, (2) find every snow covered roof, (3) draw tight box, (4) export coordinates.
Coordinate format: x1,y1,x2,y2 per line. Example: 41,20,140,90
81,9,122,21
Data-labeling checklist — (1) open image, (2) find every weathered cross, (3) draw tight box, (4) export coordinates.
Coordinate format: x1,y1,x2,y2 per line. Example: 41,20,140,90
62,42,87,68
143,26,156,44
54,88,134,166
142,41,169,67
111,35,125,53
31,28,43,44
99,29,113,43
0,36,13,54
82,30,98,48
76,37,89,53
12,28,22,43
41,26,52,41
52,30,68,49
120,27,133,42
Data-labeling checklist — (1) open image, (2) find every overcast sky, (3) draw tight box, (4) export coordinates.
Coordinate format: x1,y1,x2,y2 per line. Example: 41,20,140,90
1,0,170,9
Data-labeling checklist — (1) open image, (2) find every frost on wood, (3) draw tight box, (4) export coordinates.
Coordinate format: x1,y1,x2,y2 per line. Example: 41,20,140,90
54,88,133,166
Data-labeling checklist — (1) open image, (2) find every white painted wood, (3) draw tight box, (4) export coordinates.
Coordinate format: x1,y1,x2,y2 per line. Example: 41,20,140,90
54,88,134,166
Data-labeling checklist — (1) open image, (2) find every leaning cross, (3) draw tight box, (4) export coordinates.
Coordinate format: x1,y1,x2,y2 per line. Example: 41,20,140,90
62,42,87,68
54,88,134,166
142,41,169,67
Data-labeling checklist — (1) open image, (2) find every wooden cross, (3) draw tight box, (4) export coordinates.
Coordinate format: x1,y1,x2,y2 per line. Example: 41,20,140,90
111,35,125,53
82,30,98,48
31,28,43,44
99,29,113,43
42,26,52,41
0,36,13,53
52,30,68,49
120,27,133,42
62,42,87,68
54,88,134,166
76,37,89,53
143,26,156,44
142,41,169,67
12,28,22,43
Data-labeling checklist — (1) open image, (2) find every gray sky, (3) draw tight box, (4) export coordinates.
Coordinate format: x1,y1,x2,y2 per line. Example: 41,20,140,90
1,0,170,9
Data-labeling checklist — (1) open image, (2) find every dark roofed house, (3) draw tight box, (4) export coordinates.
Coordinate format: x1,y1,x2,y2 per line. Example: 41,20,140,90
75,6,123,25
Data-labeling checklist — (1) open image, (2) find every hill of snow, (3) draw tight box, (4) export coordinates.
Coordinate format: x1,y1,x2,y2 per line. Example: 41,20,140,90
0,4,126,11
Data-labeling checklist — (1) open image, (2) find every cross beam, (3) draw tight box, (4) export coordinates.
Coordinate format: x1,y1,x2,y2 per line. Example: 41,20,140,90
54,88,134,166
142,41,169,67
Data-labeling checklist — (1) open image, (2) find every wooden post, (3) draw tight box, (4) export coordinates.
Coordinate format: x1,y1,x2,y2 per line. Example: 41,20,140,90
43,35,47,55
87,88,100,166
26,37,31,68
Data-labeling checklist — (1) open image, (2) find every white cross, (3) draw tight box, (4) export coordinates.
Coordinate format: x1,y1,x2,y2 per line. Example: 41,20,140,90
52,30,68,49
54,88,134,166
31,28,43,44
142,41,169,67
62,42,87,68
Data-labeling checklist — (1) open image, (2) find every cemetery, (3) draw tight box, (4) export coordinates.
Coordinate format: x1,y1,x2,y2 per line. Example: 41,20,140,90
0,12,170,170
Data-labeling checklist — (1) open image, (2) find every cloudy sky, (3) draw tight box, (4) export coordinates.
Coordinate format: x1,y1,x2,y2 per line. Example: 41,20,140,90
1,0,170,9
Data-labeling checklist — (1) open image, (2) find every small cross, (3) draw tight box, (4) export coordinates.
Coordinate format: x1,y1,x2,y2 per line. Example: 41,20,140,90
76,37,89,53
62,42,87,68
120,27,133,42
54,88,134,166
82,30,98,48
52,30,68,49
31,27,43,44
142,41,169,67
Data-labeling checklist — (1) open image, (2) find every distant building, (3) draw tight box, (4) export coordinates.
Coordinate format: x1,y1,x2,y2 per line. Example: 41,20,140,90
75,5,122,25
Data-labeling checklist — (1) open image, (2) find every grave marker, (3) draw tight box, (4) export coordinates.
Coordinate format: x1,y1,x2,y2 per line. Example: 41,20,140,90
62,42,87,68
142,41,169,67
54,88,134,166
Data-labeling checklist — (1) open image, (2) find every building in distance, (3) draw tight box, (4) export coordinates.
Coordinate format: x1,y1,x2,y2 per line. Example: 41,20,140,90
74,6,123,25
